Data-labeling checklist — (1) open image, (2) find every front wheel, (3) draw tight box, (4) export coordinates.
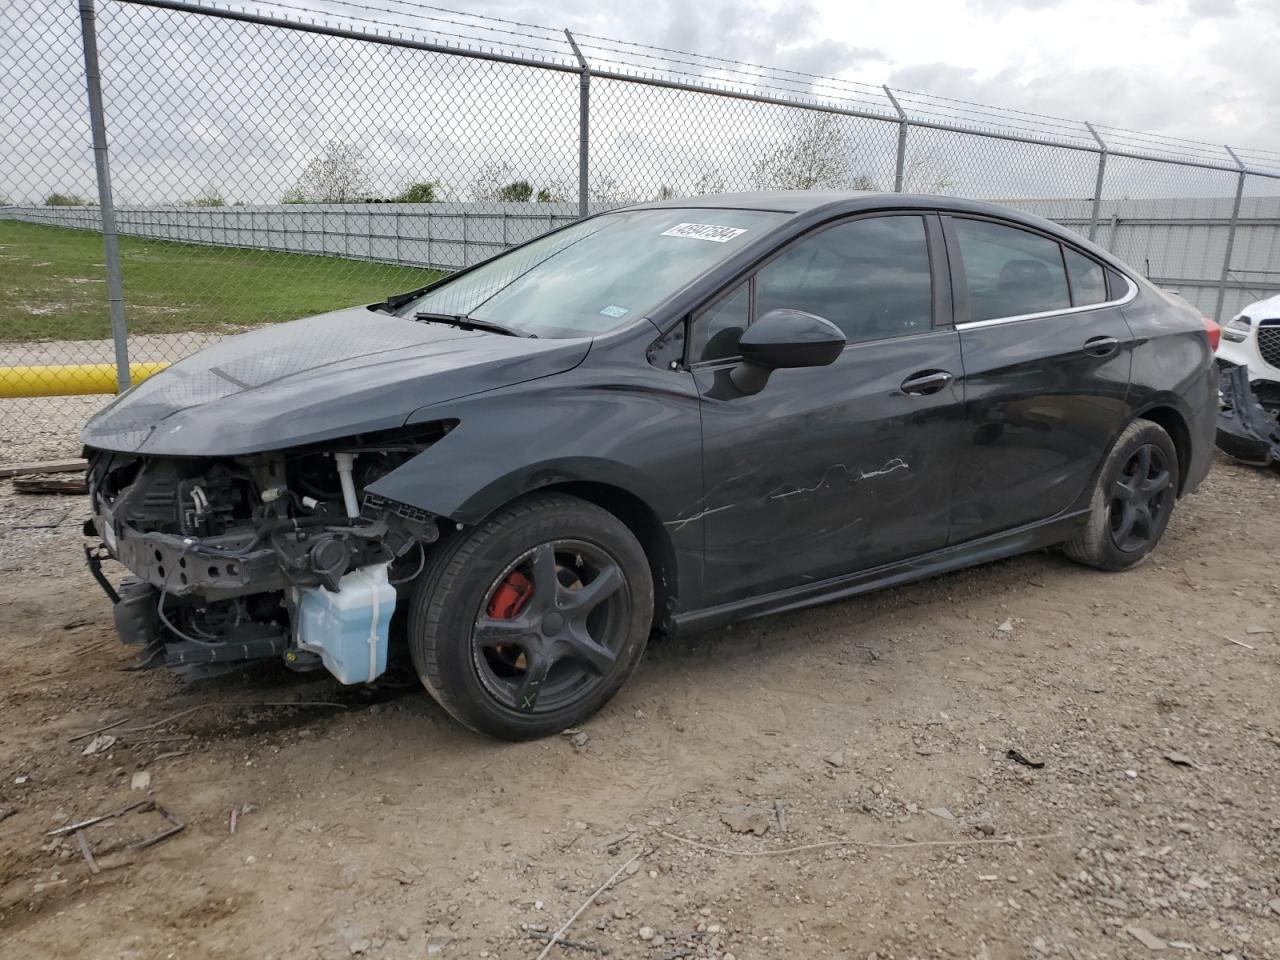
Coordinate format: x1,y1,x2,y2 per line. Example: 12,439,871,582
408,493,653,740
1064,419,1180,571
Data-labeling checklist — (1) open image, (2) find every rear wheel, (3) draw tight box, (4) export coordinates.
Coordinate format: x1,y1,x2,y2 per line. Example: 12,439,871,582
1064,419,1179,571
408,493,653,740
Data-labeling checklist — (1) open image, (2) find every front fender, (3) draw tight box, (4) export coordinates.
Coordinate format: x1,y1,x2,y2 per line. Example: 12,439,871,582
364,365,707,606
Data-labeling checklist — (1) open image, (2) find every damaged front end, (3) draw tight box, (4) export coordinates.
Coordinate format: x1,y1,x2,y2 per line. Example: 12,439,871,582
1216,361,1280,467
84,424,451,681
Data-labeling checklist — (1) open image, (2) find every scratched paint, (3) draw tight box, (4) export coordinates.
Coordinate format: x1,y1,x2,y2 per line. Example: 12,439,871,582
768,457,911,501
663,503,735,530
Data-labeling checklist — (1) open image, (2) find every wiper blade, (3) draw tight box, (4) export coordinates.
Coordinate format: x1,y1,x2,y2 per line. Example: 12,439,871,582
413,312,532,338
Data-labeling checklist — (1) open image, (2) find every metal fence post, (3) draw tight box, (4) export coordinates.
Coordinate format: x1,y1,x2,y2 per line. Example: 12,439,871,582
1216,145,1247,323
883,85,908,193
1085,122,1107,244
77,0,130,394
565,29,590,218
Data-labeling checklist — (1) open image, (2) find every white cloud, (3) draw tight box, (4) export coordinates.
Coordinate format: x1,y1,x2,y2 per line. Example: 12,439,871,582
5,0,1278,207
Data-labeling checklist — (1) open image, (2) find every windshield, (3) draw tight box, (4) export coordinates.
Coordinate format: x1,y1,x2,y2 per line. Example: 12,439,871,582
395,208,783,338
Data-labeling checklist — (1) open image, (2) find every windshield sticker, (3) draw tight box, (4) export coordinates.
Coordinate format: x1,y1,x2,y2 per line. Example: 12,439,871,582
660,222,748,243
599,304,630,318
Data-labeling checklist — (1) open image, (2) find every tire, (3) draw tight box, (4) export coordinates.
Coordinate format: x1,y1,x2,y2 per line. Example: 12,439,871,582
408,493,653,740
1063,419,1180,571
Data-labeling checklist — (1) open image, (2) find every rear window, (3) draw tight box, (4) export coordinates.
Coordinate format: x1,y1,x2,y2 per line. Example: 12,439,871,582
1064,247,1108,306
952,218,1070,322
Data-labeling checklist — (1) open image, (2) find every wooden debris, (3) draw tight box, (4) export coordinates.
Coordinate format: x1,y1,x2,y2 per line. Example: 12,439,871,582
76,829,100,875
535,850,647,960
526,932,609,955
661,829,1057,857
0,458,86,479
149,750,190,763
13,475,88,495
128,804,185,850
48,799,151,837
67,717,129,744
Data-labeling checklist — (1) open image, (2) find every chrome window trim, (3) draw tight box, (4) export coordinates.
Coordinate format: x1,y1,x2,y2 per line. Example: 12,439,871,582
954,274,1137,330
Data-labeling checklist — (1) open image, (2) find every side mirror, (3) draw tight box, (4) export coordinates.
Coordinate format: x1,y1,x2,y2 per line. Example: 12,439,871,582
731,308,845,393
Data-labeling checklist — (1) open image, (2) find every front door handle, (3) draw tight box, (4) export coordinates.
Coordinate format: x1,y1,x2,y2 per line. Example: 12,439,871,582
900,370,955,396
1083,335,1120,357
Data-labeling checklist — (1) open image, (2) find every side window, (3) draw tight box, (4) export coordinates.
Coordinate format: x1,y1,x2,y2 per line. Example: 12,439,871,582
754,215,933,344
952,218,1070,321
1064,247,1107,306
690,282,750,363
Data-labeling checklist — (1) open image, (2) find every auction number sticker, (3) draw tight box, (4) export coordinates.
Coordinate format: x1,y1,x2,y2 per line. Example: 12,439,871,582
660,222,748,243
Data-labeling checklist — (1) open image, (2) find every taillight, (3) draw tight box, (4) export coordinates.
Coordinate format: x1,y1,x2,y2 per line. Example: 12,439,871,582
1203,316,1221,352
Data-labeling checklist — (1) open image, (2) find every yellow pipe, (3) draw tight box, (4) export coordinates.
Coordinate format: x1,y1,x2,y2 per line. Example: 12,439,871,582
0,362,170,399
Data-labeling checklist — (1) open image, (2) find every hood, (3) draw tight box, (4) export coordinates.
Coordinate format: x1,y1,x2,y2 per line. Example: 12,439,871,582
1239,292,1280,321
82,306,591,455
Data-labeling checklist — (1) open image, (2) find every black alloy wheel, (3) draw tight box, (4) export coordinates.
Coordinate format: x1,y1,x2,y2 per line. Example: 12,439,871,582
408,492,653,740
1108,443,1174,553
1063,418,1180,572
472,539,631,714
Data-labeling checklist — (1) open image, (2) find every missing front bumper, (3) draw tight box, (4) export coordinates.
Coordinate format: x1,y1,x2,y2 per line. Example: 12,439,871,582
1217,362,1280,466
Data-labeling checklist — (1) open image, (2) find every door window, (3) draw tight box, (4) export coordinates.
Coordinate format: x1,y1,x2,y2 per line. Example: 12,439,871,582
690,282,751,363
754,215,933,344
1064,247,1107,306
952,218,1070,321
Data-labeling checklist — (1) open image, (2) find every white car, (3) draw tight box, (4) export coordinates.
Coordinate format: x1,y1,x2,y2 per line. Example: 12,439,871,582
1217,292,1280,464
1219,293,1280,384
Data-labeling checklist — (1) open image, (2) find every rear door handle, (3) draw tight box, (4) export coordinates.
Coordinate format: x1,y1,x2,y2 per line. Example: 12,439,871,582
1083,335,1120,357
900,370,955,396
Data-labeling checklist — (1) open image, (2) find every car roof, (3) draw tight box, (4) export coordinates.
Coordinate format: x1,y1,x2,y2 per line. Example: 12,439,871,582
627,190,1128,270
633,189,1030,218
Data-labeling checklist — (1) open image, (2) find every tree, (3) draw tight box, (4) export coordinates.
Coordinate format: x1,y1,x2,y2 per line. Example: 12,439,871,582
186,183,225,207
394,181,438,203
588,175,635,206
692,169,726,196
750,114,860,191
46,192,87,206
283,140,371,203
536,180,571,203
654,184,677,201
496,180,533,202
471,161,513,202
901,151,958,194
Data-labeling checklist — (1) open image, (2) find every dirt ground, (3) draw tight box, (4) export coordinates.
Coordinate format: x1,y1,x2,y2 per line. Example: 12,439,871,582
1,455,1279,960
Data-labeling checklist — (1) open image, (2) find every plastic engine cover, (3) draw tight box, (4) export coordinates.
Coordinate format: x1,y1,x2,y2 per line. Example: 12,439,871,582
295,563,396,685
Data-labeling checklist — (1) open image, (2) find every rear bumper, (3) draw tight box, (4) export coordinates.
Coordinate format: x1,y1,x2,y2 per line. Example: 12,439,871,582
1182,363,1220,495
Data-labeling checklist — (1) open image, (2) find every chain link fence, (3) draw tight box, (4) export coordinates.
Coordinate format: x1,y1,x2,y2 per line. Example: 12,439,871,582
4,0,1280,459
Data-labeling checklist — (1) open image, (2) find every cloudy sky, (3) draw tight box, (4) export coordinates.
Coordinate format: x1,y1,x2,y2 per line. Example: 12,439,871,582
474,0,1278,156
5,0,1278,207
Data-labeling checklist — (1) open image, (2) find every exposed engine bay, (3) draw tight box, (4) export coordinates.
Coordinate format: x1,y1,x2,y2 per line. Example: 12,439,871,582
84,425,450,680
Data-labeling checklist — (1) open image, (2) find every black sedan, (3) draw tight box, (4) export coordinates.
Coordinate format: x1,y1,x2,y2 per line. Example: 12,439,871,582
83,191,1219,740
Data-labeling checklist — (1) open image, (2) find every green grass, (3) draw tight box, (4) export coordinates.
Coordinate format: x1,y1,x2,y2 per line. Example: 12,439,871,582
0,221,444,342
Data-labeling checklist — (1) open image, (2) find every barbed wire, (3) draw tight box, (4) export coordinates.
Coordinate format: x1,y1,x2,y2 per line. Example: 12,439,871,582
223,0,577,61
167,0,1275,166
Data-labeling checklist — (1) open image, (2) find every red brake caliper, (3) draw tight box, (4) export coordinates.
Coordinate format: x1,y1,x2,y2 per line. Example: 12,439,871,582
487,570,533,621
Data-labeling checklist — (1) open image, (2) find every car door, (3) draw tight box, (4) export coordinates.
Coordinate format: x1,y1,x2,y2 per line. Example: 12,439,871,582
943,214,1135,544
687,212,965,606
